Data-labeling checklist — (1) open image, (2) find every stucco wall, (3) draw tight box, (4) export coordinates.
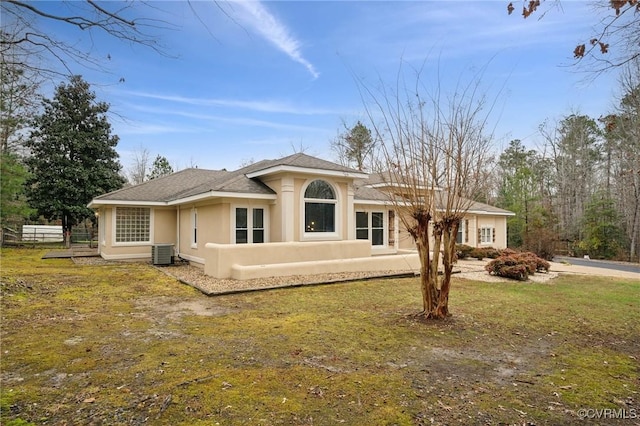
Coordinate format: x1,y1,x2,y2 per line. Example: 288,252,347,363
204,240,372,278
260,173,354,243
178,201,229,263
154,208,177,244
383,211,510,251
232,253,421,280
98,206,176,260
261,176,284,242
475,215,508,248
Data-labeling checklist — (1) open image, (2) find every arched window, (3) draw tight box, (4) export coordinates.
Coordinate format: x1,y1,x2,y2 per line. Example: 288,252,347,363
304,180,336,233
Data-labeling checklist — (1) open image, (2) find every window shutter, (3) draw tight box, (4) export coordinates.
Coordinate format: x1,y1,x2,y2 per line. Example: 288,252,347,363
465,220,469,243
477,228,481,244
492,228,495,243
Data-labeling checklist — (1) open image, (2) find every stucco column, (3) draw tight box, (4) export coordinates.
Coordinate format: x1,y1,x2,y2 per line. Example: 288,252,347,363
281,176,295,241
346,182,355,240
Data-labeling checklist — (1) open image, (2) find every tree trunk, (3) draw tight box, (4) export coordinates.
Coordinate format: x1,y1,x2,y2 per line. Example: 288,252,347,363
411,210,439,317
435,220,459,319
423,223,443,319
62,214,72,248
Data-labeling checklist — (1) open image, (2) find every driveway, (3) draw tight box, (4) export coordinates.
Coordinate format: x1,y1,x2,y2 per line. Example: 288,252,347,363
550,256,640,280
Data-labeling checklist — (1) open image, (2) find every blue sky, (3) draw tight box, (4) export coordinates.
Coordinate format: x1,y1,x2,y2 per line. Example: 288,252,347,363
36,1,620,172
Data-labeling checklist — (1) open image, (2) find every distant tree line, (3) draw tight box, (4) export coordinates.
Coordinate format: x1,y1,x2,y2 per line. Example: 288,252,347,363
0,67,176,245
486,61,640,261
336,59,639,262
0,0,178,245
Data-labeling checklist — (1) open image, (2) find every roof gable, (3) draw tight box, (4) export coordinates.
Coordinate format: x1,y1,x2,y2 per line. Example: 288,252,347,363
244,153,367,179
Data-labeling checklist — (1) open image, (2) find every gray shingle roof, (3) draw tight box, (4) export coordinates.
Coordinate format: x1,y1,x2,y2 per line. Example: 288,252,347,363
93,168,229,202
242,152,365,176
91,153,362,205
354,177,514,216
91,154,512,216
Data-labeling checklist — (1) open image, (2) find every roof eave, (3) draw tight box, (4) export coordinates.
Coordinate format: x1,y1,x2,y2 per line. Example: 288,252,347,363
88,200,167,208
89,191,278,208
366,182,441,191
246,165,367,179
465,209,516,216
167,190,277,205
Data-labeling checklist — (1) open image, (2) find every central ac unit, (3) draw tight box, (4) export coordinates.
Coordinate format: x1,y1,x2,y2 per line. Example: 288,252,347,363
152,244,174,265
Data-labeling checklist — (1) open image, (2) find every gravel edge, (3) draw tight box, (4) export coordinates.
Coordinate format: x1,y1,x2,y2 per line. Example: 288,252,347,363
73,256,558,296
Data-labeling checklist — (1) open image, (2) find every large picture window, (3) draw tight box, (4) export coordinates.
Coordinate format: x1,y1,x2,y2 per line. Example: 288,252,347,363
304,180,336,233
115,207,150,243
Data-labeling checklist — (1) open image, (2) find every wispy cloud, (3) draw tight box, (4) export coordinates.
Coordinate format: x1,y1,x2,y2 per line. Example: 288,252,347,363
232,0,319,79
115,102,326,133
115,90,342,115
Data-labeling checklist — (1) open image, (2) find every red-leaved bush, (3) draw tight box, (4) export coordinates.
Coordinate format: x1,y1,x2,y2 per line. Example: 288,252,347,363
485,249,550,281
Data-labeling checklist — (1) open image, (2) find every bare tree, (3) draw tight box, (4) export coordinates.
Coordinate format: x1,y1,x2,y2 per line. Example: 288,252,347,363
128,146,150,185
541,114,602,244
1,1,171,79
607,59,640,260
361,68,495,319
0,46,41,155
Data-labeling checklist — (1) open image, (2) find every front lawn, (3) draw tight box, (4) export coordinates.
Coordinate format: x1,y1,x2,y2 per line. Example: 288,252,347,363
1,248,638,425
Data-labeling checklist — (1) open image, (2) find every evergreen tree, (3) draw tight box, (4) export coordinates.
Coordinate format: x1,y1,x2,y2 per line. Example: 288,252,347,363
549,115,603,243
578,191,625,259
496,140,538,247
147,155,173,180
331,121,375,171
25,75,125,246
495,140,557,258
0,152,33,226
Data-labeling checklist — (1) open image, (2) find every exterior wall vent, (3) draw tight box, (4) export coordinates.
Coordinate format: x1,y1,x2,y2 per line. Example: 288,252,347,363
152,244,174,265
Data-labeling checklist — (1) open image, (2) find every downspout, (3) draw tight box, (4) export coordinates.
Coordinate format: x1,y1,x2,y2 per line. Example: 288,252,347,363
176,206,180,257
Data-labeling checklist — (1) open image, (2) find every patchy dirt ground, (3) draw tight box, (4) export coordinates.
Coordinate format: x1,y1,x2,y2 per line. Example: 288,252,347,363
2,249,639,425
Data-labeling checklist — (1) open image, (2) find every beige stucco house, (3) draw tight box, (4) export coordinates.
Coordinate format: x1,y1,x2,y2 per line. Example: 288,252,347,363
89,153,514,279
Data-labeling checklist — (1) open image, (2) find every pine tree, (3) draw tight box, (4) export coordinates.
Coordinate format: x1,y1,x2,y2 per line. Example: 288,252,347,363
25,75,125,246
331,121,375,171
147,155,174,180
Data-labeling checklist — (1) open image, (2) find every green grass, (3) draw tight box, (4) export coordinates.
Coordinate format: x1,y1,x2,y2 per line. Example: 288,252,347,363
1,248,638,425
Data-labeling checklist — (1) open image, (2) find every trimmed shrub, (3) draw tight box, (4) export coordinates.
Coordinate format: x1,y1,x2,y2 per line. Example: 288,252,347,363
455,244,474,260
469,247,501,261
485,250,550,281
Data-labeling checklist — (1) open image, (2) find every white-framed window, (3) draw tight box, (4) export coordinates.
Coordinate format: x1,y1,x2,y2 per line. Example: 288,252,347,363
233,206,267,244
191,208,198,248
372,212,384,246
356,211,368,240
114,207,151,244
355,210,385,246
480,226,494,245
303,179,339,239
